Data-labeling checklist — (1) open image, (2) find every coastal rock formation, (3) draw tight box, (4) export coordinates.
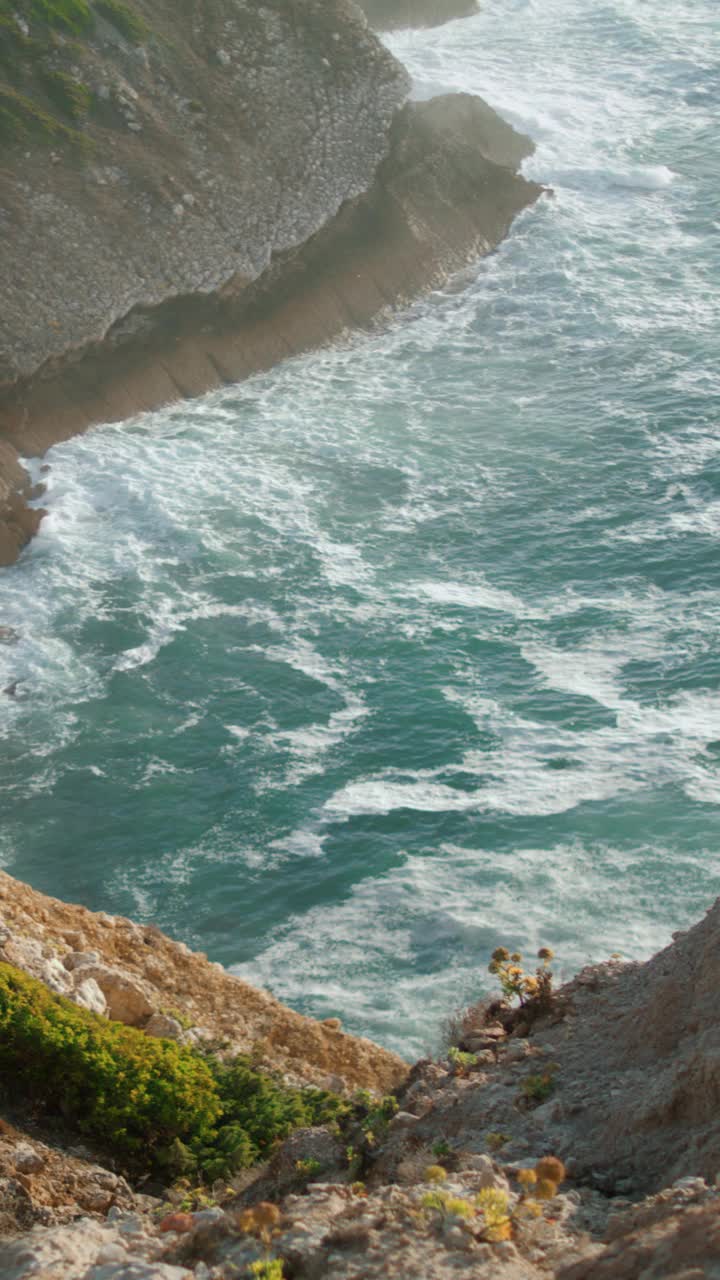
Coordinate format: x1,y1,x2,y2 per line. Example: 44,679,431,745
0,1,541,564
0,442,44,568
1,881,720,1277
355,0,479,30
0,871,406,1093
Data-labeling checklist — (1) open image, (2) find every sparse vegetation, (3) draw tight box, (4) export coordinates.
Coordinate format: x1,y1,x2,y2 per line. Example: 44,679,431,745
94,0,147,43
520,1069,556,1106
431,1138,452,1158
0,82,80,140
0,0,148,147
485,1130,510,1152
514,1156,566,1216
488,945,555,1010
41,68,91,118
424,1159,566,1244
447,1046,478,1075
238,1202,284,1280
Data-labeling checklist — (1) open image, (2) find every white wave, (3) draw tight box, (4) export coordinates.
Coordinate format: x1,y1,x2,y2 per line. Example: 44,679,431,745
232,835,711,1058
547,164,675,194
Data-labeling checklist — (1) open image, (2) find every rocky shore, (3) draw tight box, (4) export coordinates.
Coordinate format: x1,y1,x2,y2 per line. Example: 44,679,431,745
355,0,479,29
0,0,540,566
1,873,719,1279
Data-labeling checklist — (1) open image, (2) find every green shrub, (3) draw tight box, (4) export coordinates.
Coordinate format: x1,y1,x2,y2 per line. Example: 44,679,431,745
93,0,146,43
0,962,347,1181
520,1071,555,1105
0,962,221,1167
27,0,93,35
0,82,83,142
41,68,91,118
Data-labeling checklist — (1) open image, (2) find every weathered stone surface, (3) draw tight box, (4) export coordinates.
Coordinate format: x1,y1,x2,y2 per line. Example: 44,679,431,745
0,1120,138,1238
355,0,479,30
0,1,408,390
0,93,540,484
68,964,154,1026
0,871,407,1092
0,5,541,566
13,1145,46,1176
143,1012,186,1041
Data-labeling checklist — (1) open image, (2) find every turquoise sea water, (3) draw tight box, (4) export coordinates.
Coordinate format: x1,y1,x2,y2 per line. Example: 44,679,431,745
1,0,719,1057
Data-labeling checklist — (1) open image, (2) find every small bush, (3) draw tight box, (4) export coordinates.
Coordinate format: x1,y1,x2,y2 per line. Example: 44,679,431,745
41,69,91,118
28,0,93,35
485,1131,510,1152
93,0,146,43
520,1071,555,1105
447,1046,477,1075
0,81,83,142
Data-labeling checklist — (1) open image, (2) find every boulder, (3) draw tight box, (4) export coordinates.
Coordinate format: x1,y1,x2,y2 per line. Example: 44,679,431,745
72,966,154,1026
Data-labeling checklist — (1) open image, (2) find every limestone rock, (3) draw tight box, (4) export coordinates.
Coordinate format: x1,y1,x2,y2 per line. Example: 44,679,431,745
143,1013,186,1041
0,872,407,1092
69,965,154,1026
73,978,109,1017
13,1145,46,1175
355,0,479,31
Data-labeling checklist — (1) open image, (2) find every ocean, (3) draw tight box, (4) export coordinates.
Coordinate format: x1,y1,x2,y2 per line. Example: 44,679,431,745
1,0,719,1058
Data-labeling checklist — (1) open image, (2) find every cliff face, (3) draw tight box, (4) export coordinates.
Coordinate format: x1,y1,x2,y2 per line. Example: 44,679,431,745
0,871,406,1094
0,0,407,387
0,2,541,567
354,0,479,30
1,882,719,1280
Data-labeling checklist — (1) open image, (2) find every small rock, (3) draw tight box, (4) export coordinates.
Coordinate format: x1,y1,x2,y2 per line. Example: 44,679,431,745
14,1145,46,1175
94,1244,127,1264
65,951,101,970
144,1013,186,1041
191,1207,225,1228
388,1111,419,1130
73,979,108,1017
158,1212,195,1234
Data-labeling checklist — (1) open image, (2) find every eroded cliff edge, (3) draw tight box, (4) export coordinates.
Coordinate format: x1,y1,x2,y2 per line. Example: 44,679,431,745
0,0,541,565
1,873,720,1279
355,0,479,30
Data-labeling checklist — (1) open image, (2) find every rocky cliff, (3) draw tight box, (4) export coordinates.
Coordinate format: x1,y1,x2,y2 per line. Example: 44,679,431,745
1,878,719,1279
0,0,541,566
355,0,479,30
0,871,405,1094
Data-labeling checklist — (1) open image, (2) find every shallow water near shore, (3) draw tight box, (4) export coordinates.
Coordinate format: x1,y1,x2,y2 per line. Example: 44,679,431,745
2,0,720,1058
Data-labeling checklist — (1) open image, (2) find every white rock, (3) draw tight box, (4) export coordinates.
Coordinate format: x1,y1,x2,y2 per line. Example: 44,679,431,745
74,966,153,1026
41,956,73,995
73,979,108,1017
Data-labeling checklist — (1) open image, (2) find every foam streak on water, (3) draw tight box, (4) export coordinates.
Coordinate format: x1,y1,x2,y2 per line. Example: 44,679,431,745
1,0,719,1056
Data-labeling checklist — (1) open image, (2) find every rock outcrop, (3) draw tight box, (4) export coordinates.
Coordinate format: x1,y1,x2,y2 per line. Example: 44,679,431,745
1,882,720,1278
0,871,406,1094
355,0,479,30
0,1,541,565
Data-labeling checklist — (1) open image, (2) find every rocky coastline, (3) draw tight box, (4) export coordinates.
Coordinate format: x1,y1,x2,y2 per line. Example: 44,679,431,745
355,0,479,30
0,0,540,567
1,871,719,1279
